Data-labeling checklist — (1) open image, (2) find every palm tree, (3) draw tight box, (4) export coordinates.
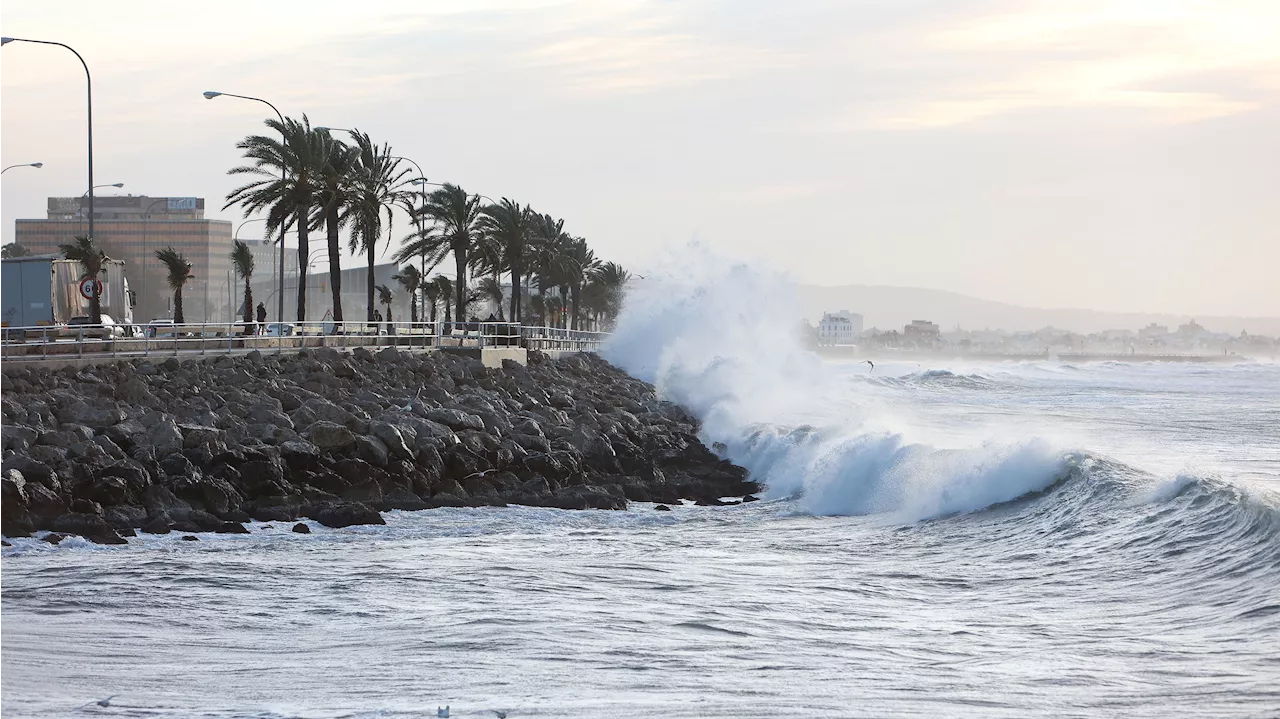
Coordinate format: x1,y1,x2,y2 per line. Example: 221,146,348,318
226,114,328,323
230,239,255,334
528,217,572,325
344,130,411,323
583,261,630,330
154,246,195,325
2,243,32,259
313,133,356,323
409,184,484,324
59,236,106,324
430,275,454,323
421,274,443,324
560,238,599,330
392,265,421,325
478,199,533,322
476,276,504,319
376,283,394,326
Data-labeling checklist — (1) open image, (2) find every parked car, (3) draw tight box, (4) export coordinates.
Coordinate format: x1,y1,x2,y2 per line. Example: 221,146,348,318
66,314,125,338
264,322,294,337
147,318,176,338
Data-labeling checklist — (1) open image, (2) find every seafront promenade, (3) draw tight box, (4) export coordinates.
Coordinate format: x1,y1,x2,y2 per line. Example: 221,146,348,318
0,320,607,367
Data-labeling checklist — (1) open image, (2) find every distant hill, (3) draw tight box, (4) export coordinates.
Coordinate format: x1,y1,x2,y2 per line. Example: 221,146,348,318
796,285,1280,336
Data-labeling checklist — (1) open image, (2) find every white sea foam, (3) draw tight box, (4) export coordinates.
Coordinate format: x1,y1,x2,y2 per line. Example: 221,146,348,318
603,246,1069,520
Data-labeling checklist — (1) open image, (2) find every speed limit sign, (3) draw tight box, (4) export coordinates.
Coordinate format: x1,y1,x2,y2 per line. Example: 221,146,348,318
78,277,103,300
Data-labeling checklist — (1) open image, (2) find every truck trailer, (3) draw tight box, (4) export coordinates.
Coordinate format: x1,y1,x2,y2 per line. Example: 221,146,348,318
2,255,134,330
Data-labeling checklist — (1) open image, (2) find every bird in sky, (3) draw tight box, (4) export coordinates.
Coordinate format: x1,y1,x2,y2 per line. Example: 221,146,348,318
863,360,875,372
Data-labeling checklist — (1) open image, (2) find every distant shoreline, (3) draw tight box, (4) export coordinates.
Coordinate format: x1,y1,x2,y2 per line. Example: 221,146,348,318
814,346,1260,363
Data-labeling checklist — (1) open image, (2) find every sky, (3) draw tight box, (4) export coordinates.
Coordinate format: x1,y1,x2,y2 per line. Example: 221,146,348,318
2,0,1278,317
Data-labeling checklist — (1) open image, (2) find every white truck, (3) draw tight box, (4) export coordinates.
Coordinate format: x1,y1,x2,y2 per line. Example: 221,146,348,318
1,255,135,333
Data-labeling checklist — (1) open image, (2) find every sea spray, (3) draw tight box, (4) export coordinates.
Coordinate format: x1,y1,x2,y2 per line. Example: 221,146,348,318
603,247,1069,520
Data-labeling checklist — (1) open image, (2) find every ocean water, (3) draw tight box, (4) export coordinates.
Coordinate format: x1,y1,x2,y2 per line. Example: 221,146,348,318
4,266,1280,718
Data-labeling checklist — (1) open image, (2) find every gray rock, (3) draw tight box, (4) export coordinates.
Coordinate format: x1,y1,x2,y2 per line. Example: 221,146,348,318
309,501,385,528
303,421,357,452
369,421,413,460
354,434,390,467
148,417,184,456
425,408,485,432
179,424,223,450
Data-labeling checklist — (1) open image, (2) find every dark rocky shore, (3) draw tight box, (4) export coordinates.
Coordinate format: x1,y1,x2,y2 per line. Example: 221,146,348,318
1,349,759,544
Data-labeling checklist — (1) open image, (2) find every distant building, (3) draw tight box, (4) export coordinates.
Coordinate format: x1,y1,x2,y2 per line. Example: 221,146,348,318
1177,319,1206,338
903,319,940,343
817,310,862,345
249,261,406,324
1139,323,1169,342
14,196,231,323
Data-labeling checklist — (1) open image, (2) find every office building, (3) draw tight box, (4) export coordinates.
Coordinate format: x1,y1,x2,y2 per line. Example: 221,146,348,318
13,196,232,323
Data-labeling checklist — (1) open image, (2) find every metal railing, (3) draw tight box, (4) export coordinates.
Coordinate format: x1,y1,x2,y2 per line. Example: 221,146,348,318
0,320,609,362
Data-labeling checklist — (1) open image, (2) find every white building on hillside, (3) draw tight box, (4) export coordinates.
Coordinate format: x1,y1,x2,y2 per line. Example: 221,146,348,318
817,310,863,345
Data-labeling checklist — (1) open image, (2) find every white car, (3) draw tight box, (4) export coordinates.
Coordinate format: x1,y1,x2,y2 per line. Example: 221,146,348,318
65,314,125,338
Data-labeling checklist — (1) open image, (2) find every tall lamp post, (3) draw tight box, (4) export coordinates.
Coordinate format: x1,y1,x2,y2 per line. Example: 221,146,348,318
202,90,288,326
2,162,43,174
2,36,93,240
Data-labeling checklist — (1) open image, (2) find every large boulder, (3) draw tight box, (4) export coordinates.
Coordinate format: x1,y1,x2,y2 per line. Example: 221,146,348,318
425,408,485,432
147,416,184,456
354,435,390,467
308,502,385,528
369,421,413,460
303,421,356,452
50,512,128,545
1,470,34,536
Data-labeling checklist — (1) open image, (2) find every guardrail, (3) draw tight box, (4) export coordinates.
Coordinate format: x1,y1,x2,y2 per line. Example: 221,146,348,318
0,320,609,363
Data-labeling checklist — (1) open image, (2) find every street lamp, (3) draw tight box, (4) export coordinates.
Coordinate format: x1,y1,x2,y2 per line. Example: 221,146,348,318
1,162,43,174
203,89,288,326
82,182,123,196
3,37,95,244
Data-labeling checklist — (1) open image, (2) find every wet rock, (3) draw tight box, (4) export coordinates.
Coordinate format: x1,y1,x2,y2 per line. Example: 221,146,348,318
215,521,250,534
140,516,172,534
308,501,386,528
42,532,71,545
180,534,199,541
291,522,311,534
654,504,672,511
0,468,33,534
50,513,127,544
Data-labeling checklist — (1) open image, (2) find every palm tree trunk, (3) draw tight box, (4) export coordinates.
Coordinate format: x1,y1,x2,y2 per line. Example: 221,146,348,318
453,250,467,324
242,278,253,334
174,288,185,325
571,283,582,330
296,216,309,323
366,240,376,322
326,203,343,322
510,263,521,323
89,279,102,325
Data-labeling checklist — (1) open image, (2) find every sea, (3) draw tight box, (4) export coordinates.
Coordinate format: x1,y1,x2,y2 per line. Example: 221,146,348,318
3,265,1279,718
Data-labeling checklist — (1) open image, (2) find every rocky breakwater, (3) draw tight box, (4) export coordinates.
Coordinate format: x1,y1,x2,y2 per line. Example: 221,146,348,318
1,348,759,544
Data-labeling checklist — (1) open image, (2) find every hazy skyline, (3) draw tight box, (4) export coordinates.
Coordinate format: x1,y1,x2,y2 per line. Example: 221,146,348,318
2,0,1277,317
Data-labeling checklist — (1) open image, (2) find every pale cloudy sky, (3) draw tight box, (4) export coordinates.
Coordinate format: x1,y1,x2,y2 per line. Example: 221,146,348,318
2,0,1278,316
